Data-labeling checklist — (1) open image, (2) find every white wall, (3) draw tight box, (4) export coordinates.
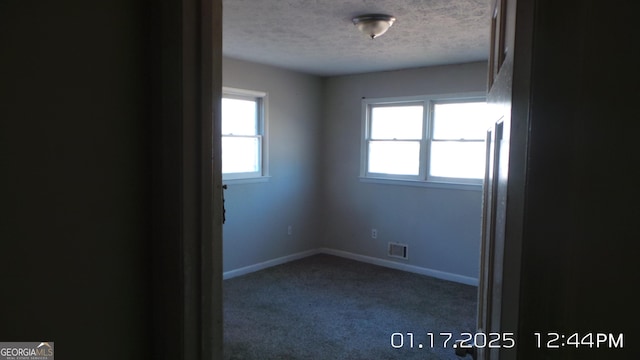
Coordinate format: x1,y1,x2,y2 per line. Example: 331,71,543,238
320,62,488,280
222,57,324,272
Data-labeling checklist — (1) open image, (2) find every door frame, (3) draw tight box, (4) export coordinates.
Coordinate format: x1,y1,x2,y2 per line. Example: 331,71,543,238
152,0,223,358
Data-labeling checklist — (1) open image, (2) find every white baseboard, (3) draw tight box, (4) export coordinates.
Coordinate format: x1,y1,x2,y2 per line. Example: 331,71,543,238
223,249,320,280
318,248,479,286
223,247,478,286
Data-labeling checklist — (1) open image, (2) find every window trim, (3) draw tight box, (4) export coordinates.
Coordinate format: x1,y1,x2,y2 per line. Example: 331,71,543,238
360,92,487,189
221,87,269,183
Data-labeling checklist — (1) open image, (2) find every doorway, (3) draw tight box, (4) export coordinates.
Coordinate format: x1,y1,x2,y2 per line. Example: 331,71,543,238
219,2,492,360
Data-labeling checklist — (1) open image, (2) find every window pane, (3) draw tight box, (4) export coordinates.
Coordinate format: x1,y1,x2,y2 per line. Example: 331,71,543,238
222,137,260,174
368,141,420,175
221,98,257,135
370,105,423,140
429,141,485,179
432,102,491,140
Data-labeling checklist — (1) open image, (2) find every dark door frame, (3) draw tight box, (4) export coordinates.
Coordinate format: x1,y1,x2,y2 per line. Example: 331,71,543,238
151,0,223,359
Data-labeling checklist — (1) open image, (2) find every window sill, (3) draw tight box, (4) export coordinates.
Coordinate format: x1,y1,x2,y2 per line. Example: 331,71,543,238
359,176,482,191
223,176,271,185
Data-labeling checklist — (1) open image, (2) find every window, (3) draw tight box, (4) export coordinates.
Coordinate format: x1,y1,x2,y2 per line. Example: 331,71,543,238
361,93,491,186
221,87,268,181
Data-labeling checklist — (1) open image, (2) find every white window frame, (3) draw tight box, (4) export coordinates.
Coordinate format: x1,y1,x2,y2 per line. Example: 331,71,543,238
360,92,487,190
221,87,269,183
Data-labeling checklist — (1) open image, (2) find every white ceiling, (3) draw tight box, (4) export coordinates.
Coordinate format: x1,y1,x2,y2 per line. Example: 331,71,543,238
222,0,491,76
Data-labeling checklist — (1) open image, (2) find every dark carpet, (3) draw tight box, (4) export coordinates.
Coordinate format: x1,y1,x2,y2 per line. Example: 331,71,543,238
223,254,477,359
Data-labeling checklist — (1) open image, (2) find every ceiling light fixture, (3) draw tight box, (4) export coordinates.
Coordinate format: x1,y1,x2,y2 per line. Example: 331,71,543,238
352,14,396,39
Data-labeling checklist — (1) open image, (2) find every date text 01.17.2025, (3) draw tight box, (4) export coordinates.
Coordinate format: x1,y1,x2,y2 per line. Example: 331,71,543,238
390,332,515,349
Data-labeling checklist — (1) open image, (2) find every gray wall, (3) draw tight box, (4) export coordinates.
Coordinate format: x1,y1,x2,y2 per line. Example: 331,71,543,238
222,57,324,271
222,59,487,281
320,62,488,280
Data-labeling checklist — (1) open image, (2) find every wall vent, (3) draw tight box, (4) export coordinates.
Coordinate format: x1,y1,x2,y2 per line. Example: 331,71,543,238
388,242,408,260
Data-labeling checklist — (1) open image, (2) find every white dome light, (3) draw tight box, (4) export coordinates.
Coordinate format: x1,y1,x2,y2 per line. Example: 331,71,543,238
352,14,396,39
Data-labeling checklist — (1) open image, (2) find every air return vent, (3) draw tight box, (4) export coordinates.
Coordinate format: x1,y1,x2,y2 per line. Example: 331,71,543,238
388,242,408,260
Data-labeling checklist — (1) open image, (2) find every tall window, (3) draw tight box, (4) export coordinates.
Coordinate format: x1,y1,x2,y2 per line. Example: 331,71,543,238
221,88,267,180
367,103,424,176
361,93,491,186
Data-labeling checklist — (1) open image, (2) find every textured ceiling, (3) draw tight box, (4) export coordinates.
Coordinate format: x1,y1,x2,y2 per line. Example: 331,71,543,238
223,0,491,76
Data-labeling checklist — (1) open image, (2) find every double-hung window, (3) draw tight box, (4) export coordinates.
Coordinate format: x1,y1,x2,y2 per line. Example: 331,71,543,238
361,93,491,187
366,102,424,177
221,87,268,181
